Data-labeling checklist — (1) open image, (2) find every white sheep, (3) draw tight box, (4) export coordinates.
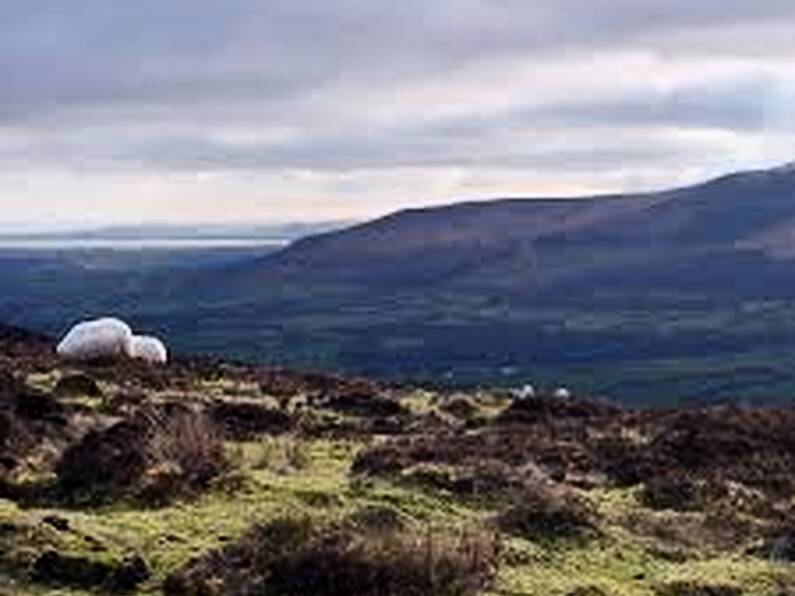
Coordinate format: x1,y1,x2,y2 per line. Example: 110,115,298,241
56,317,133,361
553,387,572,399
511,384,536,400
127,335,168,364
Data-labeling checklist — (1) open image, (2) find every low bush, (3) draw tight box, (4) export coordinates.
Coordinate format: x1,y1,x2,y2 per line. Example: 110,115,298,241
496,483,598,541
640,473,722,512
400,459,532,500
56,404,225,504
30,550,149,593
53,373,103,398
654,581,743,596
440,396,480,421
164,516,500,596
209,400,291,439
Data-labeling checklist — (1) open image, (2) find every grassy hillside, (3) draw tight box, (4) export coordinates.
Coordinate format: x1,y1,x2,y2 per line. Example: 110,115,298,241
3,329,795,594
5,244,795,405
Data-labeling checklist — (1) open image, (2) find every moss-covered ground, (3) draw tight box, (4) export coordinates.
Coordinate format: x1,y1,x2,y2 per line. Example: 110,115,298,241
3,427,793,595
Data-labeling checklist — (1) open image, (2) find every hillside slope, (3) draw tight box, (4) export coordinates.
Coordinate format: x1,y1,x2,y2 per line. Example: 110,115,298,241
3,325,795,595
262,163,795,290
162,162,795,404
4,164,795,403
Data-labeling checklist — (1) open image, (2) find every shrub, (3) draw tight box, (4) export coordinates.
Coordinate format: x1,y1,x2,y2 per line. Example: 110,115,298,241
323,393,406,418
654,581,742,596
400,459,531,500
56,404,225,504
440,397,480,421
496,483,598,540
164,516,500,596
209,401,291,439
238,436,313,474
567,587,610,596
345,505,406,533
53,373,102,398
640,473,726,512
31,551,149,593
0,369,21,395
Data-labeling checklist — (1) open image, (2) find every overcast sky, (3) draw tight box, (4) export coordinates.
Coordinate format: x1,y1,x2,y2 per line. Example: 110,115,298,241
1,1,794,229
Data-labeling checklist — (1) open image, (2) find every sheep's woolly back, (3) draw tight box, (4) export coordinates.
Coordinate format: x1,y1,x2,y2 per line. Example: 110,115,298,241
128,335,168,364
56,317,133,361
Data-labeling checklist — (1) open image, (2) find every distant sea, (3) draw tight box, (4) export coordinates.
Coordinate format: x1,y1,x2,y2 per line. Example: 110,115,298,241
0,238,290,250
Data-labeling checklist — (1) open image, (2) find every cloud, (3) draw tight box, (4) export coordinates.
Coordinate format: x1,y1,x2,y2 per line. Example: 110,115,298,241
0,1,794,225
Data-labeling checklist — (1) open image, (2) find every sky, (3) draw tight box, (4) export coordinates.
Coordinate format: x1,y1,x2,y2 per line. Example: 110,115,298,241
1,1,794,230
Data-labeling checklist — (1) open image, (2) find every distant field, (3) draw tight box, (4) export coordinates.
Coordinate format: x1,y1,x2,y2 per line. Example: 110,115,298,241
4,244,795,407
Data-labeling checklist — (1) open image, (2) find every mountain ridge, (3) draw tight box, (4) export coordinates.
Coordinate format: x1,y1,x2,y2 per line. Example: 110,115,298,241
260,162,795,287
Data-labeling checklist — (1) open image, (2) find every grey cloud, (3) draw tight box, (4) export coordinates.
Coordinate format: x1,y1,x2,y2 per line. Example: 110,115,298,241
2,1,794,122
3,72,784,175
1,1,795,224
476,76,792,134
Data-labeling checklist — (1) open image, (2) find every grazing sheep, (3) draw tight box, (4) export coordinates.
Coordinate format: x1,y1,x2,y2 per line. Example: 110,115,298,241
553,387,572,399
127,335,168,365
511,384,536,400
56,318,133,361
